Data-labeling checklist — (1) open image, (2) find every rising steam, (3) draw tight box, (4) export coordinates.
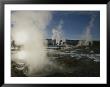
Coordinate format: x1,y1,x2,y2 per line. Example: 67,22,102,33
52,20,65,45
11,11,52,76
77,15,96,46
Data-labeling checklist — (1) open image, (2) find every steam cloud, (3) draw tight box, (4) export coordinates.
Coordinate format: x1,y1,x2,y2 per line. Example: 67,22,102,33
11,11,52,76
77,15,96,46
52,20,65,45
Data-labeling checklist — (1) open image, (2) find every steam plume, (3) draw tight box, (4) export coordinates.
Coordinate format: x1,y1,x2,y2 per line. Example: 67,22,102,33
77,15,96,46
52,20,65,45
11,11,52,76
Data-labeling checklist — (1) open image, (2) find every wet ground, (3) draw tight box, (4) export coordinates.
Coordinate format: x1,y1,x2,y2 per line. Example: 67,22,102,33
11,46,100,77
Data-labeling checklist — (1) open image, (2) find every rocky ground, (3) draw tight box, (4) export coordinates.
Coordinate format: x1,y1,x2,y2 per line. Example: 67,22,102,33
11,56,100,77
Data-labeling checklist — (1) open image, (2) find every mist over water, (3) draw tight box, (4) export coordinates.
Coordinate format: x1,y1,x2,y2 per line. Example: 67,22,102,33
11,11,52,76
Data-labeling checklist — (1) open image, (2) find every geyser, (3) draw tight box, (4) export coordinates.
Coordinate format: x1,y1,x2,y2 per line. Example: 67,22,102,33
77,15,96,47
11,11,52,76
52,20,66,46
